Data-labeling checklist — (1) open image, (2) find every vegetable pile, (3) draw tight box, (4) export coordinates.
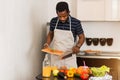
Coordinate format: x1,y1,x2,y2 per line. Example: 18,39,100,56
90,65,110,77
44,61,111,80
52,66,91,80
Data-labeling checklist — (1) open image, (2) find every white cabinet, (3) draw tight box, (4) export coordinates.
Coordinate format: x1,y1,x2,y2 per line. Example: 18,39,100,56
105,0,120,21
77,0,120,21
119,0,120,20
77,0,105,21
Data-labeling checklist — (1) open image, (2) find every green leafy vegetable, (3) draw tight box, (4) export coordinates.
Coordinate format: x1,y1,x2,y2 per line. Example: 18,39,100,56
90,65,110,77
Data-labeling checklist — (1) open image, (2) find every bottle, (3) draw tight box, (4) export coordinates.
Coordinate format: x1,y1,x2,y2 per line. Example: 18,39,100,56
42,54,51,77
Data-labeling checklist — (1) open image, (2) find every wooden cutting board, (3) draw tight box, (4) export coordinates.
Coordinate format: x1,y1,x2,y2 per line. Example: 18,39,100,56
41,48,64,56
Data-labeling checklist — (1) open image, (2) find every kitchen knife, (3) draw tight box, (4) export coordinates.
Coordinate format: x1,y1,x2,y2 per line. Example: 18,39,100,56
61,53,73,59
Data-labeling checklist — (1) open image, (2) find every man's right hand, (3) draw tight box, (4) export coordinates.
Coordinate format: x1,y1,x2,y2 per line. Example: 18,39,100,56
43,43,49,48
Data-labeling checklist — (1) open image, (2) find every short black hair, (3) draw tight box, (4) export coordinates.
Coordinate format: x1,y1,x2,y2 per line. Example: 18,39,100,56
56,1,69,13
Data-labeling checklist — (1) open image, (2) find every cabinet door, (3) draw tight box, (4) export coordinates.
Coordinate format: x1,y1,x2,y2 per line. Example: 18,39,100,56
118,0,120,21
105,0,120,21
77,0,105,21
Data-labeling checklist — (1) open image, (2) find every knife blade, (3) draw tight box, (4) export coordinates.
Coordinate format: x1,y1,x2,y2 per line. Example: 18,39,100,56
61,53,73,59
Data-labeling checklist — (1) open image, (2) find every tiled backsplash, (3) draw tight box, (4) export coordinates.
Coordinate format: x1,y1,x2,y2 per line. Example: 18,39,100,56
80,21,120,52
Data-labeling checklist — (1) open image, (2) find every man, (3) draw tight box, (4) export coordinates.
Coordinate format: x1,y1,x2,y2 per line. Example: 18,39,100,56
44,1,85,68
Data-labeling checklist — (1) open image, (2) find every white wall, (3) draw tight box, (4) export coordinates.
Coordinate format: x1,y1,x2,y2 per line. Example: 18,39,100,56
0,0,47,80
81,21,120,52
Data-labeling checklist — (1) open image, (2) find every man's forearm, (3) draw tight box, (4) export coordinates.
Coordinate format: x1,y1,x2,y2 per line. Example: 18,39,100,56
46,31,54,45
76,33,85,48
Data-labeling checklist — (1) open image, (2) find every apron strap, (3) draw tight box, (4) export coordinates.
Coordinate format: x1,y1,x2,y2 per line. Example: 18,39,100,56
69,16,71,31
55,19,59,29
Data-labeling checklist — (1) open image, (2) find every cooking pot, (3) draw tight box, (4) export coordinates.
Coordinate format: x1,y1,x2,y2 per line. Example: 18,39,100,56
100,38,106,46
86,38,92,46
107,38,113,46
92,38,99,46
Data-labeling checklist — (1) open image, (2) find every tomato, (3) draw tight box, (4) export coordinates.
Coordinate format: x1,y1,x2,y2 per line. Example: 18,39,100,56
82,68,89,74
64,69,68,75
59,69,65,73
80,73,89,80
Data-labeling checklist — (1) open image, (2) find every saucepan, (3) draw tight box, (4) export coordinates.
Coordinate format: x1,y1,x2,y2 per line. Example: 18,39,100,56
92,38,99,46
100,38,106,46
106,38,113,46
86,38,92,46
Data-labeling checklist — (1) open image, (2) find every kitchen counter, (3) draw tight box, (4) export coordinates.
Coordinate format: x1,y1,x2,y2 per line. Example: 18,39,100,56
77,55,120,59
77,52,120,60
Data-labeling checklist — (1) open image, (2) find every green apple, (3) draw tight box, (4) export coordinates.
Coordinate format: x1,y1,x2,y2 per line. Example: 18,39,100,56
53,69,59,76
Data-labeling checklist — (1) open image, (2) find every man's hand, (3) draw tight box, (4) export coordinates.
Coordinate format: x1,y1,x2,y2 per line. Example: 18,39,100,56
72,33,85,54
43,43,49,48
43,31,53,49
72,46,80,54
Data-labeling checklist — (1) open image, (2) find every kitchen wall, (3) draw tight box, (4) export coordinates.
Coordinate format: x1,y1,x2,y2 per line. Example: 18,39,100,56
0,0,47,80
81,21,120,52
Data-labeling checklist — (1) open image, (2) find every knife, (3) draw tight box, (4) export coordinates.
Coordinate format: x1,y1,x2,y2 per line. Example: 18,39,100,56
61,53,73,59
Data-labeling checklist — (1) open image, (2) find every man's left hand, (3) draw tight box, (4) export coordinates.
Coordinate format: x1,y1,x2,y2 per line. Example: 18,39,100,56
72,46,80,54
